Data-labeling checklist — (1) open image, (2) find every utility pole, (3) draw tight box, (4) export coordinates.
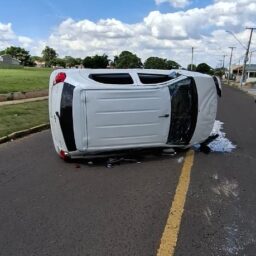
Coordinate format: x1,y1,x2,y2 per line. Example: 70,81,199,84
191,47,194,71
240,27,256,87
223,54,227,69
222,54,227,77
228,47,235,86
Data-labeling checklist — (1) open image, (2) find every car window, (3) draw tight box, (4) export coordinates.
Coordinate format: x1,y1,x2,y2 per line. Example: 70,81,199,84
138,73,173,84
89,73,134,84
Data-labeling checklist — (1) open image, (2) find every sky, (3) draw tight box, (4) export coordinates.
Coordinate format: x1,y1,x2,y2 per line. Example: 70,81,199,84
1,0,256,68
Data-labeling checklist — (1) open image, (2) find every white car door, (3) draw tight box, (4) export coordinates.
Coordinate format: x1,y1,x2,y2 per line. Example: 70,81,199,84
85,87,171,150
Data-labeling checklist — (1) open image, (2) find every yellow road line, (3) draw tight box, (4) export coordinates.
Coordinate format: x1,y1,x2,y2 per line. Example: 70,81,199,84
157,150,195,256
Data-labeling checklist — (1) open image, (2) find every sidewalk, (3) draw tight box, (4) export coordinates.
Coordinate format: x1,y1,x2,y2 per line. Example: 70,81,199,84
246,88,256,97
225,81,256,99
0,96,48,107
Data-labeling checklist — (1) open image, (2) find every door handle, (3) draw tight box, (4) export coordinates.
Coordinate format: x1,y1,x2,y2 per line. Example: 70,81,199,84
55,111,60,120
158,114,169,118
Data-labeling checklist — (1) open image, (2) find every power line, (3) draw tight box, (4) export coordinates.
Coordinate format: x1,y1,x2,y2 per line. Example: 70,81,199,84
232,54,245,64
226,30,247,50
249,49,256,64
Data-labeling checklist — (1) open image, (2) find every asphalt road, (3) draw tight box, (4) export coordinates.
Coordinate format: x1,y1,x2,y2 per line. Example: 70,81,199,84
175,86,256,256
0,85,256,256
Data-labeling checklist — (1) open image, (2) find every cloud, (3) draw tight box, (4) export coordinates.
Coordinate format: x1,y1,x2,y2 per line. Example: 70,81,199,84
155,0,191,8
0,22,15,41
0,23,42,59
44,0,255,66
17,36,33,48
0,22,35,51
0,22,16,49
1,0,256,67
46,18,147,58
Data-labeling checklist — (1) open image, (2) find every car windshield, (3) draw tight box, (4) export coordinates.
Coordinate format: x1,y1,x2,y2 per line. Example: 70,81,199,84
167,77,198,145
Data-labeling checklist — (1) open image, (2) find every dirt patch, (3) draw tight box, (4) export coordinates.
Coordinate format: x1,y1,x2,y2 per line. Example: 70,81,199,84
0,89,48,102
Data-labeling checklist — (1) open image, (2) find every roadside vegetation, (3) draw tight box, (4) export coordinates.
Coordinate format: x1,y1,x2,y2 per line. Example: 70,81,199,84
0,100,48,137
0,67,51,93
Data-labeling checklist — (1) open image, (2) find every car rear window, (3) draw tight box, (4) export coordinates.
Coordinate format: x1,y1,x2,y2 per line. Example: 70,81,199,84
89,73,134,84
138,73,173,84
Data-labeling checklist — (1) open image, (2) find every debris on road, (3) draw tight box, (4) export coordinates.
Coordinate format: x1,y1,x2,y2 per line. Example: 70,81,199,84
83,148,180,168
199,134,219,154
193,120,236,153
106,157,141,168
161,148,177,156
177,157,184,163
208,120,236,153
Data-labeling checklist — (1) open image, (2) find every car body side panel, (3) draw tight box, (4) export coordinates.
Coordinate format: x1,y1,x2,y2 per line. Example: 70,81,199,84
84,88,171,150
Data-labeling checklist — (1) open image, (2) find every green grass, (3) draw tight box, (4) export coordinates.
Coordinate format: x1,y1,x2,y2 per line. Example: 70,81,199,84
0,67,52,94
0,100,49,137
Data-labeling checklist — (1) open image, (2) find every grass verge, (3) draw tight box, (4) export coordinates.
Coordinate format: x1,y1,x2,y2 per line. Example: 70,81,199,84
0,67,52,93
0,100,49,137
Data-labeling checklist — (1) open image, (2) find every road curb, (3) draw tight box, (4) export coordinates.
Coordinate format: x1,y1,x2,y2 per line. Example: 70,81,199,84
0,123,50,144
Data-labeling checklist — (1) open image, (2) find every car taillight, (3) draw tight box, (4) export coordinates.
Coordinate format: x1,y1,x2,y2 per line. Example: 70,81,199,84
54,72,66,85
59,150,70,161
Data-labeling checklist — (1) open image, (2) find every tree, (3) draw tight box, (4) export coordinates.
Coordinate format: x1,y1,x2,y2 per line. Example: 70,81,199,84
31,56,43,62
2,46,34,66
64,56,78,67
82,54,109,68
83,56,94,68
114,51,142,68
214,68,225,78
166,60,180,69
196,63,213,75
75,58,83,65
187,64,197,71
144,57,167,69
42,46,58,67
92,54,109,68
55,58,66,67
144,57,180,70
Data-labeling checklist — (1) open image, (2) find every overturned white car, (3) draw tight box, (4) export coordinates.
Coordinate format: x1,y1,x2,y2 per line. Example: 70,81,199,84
49,69,221,160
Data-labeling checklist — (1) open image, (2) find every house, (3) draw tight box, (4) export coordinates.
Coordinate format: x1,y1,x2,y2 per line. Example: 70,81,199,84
34,60,46,68
231,65,243,78
245,64,256,82
231,64,256,83
0,54,20,66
